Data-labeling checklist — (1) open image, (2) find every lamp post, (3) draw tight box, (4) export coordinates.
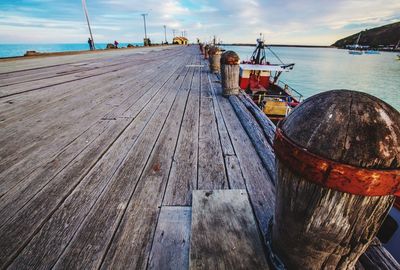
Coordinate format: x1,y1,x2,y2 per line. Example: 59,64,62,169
82,0,95,50
163,25,167,43
141,13,148,39
141,13,149,46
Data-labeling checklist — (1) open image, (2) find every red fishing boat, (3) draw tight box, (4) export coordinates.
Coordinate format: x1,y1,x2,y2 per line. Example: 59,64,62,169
239,36,303,123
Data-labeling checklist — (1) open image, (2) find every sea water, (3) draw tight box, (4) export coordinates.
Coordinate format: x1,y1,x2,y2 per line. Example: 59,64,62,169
223,46,400,111
0,43,143,58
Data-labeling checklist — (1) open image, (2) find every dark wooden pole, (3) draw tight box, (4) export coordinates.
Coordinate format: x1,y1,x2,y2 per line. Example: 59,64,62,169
208,46,221,74
199,43,204,55
220,51,240,96
272,90,400,269
204,45,210,59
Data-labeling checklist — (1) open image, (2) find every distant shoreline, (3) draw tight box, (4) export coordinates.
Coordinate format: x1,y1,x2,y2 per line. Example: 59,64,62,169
222,43,333,48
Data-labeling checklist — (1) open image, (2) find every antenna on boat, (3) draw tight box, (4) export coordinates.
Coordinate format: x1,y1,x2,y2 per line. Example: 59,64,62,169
82,0,95,50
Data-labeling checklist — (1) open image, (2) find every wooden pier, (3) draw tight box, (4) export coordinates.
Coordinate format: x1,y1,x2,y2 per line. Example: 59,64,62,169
0,46,398,269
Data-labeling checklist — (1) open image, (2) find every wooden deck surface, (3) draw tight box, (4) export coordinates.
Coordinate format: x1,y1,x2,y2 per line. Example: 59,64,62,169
0,46,275,269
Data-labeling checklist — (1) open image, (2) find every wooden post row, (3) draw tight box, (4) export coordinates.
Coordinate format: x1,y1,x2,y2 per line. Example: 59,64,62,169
204,45,210,59
199,43,204,55
208,46,222,74
220,51,240,96
272,90,400,269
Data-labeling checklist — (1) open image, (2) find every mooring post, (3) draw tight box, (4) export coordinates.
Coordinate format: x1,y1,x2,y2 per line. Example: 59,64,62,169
271,90,400,269
208,46,222,74
204,44,210,59
220,51,240,96
199,43,204,55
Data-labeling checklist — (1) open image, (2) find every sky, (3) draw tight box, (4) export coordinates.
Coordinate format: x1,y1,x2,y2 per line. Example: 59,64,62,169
0,0,399,45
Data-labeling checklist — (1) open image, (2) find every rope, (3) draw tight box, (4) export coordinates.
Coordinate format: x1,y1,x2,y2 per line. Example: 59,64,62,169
266,46,284,65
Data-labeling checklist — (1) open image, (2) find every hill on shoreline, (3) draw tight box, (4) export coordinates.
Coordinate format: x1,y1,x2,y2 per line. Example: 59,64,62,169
332,21,400,48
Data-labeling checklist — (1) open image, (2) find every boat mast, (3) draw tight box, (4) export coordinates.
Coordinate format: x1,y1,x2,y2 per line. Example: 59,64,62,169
82,0,95,50
251,33,266,64
355,32,361,46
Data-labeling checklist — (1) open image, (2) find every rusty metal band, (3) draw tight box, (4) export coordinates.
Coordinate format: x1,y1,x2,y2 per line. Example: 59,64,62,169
273,127,400,196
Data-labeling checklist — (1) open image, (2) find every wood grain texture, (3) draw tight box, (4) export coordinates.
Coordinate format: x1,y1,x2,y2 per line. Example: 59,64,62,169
0,52,184,198
148,206,192,270
274,90,400,269
207,72,245,189
0,48,192,269
8,57,193,270
190,189,270,270
238,93,276,146
0,56,186,224
209,74,275,237
163,65,200,206
198,69,228,190
229,95,276,184
273,160,395,270
99,57,196,270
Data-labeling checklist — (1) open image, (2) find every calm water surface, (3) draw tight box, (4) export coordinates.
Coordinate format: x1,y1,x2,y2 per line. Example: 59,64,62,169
224,46,400,111
0,43,143,58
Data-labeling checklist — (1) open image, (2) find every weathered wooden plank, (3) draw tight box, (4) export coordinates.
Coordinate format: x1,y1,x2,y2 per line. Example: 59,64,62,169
0,49,178,129
98,55,196,270
190,189,270,270
0,49,164,87
0,59,140,98
1,57,192,269
0,47,182,97
0,49,183,120
0,46,176,74
0,55,183,196
224,155,246,189
147,206,192,270
238,93,276,146
198,69,228,190
0,118,129,268
163,65,200,206
0,74,147,196
207,72,245,189
0,119,111,226
211,80,276,237
229,95,276,184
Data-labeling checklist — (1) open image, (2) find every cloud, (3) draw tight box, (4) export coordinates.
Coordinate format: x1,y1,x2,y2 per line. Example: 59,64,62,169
0,0,399,44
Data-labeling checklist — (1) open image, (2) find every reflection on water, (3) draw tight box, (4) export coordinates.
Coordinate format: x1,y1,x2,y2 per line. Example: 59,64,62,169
224,46,400,111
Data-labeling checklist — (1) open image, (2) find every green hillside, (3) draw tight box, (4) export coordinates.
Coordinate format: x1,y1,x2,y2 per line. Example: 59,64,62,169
332,21,400,48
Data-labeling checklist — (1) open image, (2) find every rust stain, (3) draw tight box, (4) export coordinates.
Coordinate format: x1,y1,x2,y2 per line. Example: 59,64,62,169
274,127,400,196
152,163,161,172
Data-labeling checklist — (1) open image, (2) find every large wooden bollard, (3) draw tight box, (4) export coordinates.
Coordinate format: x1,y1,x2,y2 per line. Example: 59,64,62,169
220,51,240,96
272,90,400,269
208,46,221,74
199,43,204,55
204,45,210,59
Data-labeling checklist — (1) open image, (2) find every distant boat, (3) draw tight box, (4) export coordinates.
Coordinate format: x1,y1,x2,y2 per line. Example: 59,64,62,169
348,32,363,55
348,50,363,55
364,50,380,54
